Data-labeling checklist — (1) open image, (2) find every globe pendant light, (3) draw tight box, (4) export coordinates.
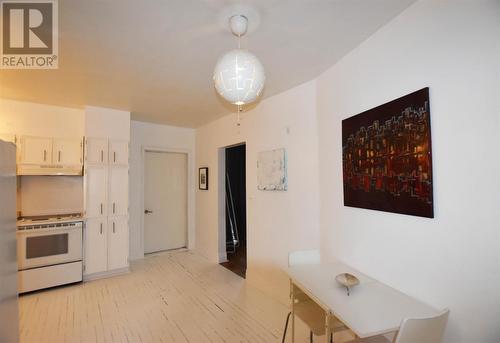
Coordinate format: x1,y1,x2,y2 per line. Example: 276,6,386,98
213,15,265,106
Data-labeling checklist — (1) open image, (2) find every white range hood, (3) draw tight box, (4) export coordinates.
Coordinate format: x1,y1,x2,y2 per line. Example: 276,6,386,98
17,164,83,176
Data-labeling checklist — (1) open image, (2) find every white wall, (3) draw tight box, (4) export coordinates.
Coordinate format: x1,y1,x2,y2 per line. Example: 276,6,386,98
18,176,83,216
316,1,500,342
129,120,195,260
195,80,320,302
0,98,84,137
84,106,130,140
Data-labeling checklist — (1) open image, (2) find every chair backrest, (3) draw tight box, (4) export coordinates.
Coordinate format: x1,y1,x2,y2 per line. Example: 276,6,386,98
288,249,320,267
394,309,449,343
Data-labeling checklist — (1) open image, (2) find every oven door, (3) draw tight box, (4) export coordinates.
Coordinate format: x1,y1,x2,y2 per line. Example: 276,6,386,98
17,224,83,270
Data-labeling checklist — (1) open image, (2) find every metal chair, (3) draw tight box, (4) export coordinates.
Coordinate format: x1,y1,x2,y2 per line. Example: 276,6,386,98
282,250,346,343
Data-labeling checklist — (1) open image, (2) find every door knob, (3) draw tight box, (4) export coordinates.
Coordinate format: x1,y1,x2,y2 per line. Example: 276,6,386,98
144,209,153,214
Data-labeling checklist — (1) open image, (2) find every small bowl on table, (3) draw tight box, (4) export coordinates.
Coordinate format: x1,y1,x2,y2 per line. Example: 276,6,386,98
335,273,359,296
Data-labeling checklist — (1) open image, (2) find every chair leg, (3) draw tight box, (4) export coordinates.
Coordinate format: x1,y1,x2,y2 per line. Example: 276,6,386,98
282,312,292,343
309,330,313,343
330,332,333,343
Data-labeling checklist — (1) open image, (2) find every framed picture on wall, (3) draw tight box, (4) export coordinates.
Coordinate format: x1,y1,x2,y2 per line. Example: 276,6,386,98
257,148,288,191
342,87,434,218
199,167,208,190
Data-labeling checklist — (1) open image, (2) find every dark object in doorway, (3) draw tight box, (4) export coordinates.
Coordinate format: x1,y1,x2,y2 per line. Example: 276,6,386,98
221,144,246,278
220,245,246,278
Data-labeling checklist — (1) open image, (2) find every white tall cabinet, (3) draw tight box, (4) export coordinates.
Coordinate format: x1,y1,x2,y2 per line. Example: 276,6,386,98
84,138,129,276
83,107,130,279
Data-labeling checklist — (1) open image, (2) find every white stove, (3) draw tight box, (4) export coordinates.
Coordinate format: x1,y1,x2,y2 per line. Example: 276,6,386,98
17,213,83,228
16,213,83,293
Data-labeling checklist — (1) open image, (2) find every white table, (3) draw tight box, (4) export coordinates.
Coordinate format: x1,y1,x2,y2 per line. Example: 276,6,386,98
286,262,438,342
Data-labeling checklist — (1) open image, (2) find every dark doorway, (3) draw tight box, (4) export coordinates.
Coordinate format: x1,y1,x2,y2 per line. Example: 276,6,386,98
220,144,246,278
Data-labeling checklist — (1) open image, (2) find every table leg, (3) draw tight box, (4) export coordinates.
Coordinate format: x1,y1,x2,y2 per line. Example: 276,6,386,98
291,281,295,343
325,311,331,343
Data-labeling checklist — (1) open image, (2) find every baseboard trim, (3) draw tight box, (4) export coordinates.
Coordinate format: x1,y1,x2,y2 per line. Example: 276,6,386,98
83,267,130,281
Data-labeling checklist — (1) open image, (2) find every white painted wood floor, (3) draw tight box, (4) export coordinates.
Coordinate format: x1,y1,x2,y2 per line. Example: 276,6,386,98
19,250,354,343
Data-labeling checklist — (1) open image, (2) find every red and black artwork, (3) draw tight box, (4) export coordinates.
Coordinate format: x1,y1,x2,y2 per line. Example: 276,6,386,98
342,88,433,218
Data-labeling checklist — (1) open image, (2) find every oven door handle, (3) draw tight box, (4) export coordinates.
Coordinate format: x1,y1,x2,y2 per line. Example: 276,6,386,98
17,226,82,236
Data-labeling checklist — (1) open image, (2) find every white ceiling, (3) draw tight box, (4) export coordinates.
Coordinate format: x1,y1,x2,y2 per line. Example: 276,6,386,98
0,0,416,127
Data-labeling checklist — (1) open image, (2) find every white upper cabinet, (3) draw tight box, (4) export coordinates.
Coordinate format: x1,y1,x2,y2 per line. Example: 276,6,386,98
107,216,129,270
109,140,128,165
17,135,84,168
19,136,53,165
108,167,128,216
85,138,108,165
53,138,83,165
85,138,129,166
85,166,107,218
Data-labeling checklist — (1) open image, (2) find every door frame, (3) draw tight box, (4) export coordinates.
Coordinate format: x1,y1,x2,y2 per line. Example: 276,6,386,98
217,142,246,263
140,146,194,257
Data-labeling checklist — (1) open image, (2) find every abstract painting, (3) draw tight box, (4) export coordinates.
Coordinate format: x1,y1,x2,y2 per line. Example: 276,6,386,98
257,148,287,191
342,88,434,218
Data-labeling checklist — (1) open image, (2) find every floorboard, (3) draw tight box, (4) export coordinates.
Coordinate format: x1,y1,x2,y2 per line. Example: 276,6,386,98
19,250,354,343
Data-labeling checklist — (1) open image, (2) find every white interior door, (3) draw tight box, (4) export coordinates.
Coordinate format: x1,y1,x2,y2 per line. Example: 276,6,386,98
144,151,187,254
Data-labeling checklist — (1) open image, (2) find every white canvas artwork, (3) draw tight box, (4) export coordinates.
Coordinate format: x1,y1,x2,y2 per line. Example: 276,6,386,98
257,148,287,191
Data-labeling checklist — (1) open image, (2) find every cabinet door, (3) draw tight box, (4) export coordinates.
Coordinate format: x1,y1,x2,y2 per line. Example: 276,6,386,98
53,138,83,165
85,138,108,165
107,216,129,270
20,136,52,164
109,140,128,165
108,167,128,216
84,218,108,275
85,166,107,217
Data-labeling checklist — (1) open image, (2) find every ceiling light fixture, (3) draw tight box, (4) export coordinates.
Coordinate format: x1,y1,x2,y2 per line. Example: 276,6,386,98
213,14,265,109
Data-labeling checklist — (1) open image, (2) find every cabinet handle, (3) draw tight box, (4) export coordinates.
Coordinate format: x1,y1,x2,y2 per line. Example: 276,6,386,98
58,151,61,162
113,202,116,214
101,150,103,162
100,223,103,234
114,151,116,163
100,203,103,214
113,222,115,233
43,150,47,161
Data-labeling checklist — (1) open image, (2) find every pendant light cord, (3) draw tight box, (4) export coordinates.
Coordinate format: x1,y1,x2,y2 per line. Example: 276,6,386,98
237,29,242,125
237,105,242,127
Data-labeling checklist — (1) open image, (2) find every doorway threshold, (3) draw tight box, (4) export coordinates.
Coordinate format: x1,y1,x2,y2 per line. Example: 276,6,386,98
145,247,188,257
